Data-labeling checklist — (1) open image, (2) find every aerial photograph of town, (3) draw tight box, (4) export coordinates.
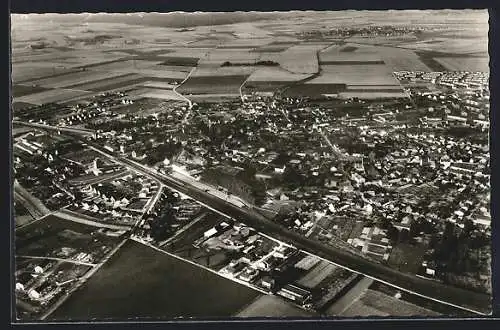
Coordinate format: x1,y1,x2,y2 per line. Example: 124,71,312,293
10,9,491,321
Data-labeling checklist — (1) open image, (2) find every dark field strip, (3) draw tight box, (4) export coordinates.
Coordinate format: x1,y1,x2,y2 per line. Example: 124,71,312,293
415,49,489,72
103,49,175,56
159,56,200,67
319,60,386,65
250,47,289,53
416,53,449,72
243,81,291,92
12,84,51,98
268,41,300,46
416,50,487,58
217,45,257,49
78,58,134,70
15,69,82,84
137,85,175,91
49,239,260,321
340,46,358,52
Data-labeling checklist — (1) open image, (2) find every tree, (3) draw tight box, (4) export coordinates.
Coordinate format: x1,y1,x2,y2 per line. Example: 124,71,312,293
387,225,399,243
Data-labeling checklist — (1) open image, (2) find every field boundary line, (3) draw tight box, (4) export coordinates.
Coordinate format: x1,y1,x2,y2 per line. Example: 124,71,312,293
131,236,269,295
40,238,129,321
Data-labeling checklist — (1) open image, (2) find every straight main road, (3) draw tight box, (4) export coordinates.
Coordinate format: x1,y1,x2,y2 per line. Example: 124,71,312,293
14,121,492,315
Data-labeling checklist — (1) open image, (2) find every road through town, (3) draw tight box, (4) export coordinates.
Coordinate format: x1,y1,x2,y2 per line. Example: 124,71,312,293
14,121,491,315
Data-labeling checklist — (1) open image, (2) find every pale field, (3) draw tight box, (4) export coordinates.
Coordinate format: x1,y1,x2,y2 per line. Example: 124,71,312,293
121,88,184,101
321,43,431,71
346,85,404,90
308,64,400,85
319,43,383,62
399,37,488,54
29,70,129,89
347,35,420,45
235,295,316,318
434,57,490,72
53,55,129,68
321,53,384,62
187,39,225,48
141,81,177,89
159,47,212,58
85,59,164,71
121,69,188,80
197,48,261,66
337,91,408,99
220,38,275,48
228,22,274,38
279,45,325,74
340,289,440,317
247,67,311,82
191,66,256,77
378,47,432,72
15,88,92,105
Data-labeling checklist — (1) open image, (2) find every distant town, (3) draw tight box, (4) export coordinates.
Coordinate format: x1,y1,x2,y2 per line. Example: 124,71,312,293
11,10,491,321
